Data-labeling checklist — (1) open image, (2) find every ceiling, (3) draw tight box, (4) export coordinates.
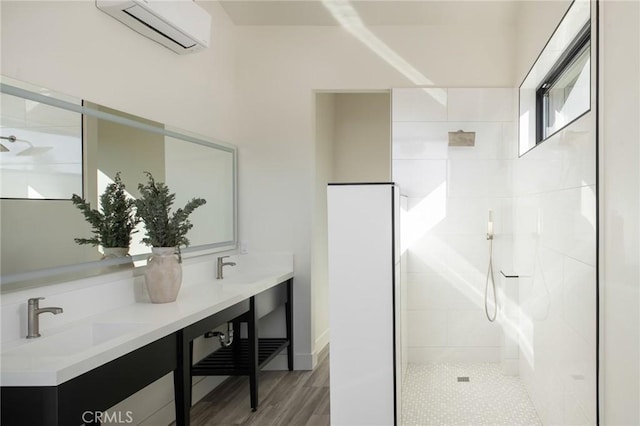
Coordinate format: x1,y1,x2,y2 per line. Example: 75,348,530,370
218,0,520,26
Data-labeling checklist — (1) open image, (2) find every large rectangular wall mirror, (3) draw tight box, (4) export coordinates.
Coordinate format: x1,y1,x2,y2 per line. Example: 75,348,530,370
0,76,237,291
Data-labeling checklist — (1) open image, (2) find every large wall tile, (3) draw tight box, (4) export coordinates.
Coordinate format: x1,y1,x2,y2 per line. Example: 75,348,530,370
406,272,478,311
448,88,515,122
408,347,501,363
539,187,596,267
502,122,518,160
406,273,441,311
406,239,449,275
528,246,564,323
447,309,502,347
393,159,447,198
560,325,597,424
392,122,504,160
513,112,595,195
392,88,448,122
562,258,596,346
443,234,491,274
499,197,514,236
437,196,496,235
447,159,511,198
407,309,447,347
392,122,449,160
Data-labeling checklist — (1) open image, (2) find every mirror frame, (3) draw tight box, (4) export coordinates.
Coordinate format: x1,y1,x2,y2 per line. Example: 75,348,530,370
0,79,238,291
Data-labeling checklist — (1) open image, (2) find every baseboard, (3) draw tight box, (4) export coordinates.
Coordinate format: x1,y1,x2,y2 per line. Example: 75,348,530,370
295,352,317,370
261,350,318,371
315,328,330,353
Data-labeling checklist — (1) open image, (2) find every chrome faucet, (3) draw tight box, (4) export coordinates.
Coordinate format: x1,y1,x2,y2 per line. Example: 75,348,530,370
27,297,63,339
216,256,236,279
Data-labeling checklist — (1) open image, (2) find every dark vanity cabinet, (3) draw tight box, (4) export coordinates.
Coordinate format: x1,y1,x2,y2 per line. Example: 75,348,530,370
1,333,178,426
1,278,293,426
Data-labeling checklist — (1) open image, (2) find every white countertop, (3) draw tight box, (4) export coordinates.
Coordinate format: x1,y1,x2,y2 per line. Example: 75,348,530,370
1,266,293,387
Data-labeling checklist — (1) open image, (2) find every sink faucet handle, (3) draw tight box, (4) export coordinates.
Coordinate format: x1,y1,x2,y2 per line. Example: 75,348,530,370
28,297,45,306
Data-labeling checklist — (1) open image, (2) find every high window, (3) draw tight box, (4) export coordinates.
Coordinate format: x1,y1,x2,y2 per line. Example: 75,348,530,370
536,23,591,143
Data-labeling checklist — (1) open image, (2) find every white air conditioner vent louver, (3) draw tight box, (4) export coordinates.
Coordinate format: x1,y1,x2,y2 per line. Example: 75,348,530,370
96,0,211,55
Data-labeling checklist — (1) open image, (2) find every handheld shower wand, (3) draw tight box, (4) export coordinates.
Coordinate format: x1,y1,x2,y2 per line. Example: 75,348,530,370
485,210,497,322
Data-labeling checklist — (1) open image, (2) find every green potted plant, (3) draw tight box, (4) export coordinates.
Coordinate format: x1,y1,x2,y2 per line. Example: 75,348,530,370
71,172,139,259
135,171,206,303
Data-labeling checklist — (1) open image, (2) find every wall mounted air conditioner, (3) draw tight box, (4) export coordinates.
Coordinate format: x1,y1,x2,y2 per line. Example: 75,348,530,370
96,0,211,54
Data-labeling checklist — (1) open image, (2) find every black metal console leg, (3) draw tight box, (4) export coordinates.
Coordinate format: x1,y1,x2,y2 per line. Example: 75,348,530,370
249,298,259,412
232,317,242,366
286,278,294,371
173,331,192,426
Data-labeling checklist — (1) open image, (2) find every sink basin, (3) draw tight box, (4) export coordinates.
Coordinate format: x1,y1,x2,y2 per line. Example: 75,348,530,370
220,272,266,285
2,322,146,358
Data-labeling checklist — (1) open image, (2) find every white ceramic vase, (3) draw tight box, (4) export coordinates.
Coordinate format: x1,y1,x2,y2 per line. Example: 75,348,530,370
145,247,182,303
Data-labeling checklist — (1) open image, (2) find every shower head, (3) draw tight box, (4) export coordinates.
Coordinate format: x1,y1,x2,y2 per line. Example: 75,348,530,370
448,130,475,147
16,145,53,156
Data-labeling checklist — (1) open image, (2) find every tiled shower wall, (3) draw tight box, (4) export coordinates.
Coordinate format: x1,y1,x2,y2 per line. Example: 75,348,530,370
392,88,515,363
512,109,596,423
392,86,597,423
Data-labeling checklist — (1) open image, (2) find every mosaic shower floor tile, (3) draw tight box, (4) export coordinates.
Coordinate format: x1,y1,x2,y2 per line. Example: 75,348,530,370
402,363,542,426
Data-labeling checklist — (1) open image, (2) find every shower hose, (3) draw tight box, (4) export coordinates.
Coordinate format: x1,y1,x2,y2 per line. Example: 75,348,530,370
485,236,497,322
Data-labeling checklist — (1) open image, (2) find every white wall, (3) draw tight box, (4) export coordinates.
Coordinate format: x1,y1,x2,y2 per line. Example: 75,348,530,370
332,93,391,183
514,0,573,86
234,21,516,368
599,1,640,424
0,1,238,424
0,1,237,142
392,87,515,363
512,2,597,424
312,93,335,352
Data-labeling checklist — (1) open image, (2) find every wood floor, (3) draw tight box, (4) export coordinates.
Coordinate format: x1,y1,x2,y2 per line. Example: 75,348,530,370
185,346,330,426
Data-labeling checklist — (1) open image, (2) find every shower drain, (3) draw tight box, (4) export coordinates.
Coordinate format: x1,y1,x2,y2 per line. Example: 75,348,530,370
457,377,470,382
